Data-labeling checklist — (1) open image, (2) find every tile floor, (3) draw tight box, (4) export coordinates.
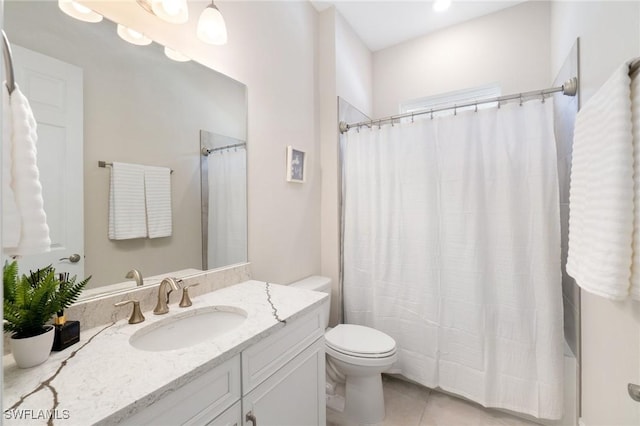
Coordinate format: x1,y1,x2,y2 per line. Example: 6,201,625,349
327,375,543,426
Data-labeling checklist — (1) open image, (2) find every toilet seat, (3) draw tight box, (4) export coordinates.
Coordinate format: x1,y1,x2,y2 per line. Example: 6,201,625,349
325,324,397,359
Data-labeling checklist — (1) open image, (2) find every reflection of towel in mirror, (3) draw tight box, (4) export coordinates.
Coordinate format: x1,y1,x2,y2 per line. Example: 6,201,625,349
2,84,51,255
144,166,172,238
108,162,147,240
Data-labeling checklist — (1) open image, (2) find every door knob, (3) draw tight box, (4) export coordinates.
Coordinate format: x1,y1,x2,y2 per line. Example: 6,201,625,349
59,254,81,263
629,383,640,402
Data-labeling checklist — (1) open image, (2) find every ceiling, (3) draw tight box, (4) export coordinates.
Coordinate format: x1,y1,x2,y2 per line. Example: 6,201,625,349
310,0,528,52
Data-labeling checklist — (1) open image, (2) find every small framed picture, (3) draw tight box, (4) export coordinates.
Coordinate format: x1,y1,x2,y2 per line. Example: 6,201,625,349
286,145,306,183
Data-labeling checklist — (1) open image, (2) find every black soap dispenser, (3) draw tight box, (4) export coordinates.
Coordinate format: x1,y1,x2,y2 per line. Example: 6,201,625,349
52,273,81,351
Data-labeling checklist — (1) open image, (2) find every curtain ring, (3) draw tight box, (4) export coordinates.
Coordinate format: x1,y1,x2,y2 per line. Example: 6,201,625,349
454,105,457,116
474,103,478,113
430,109,434,120
541,92,546,103
497,100,501,109
411,113,414,123
519,94,523,106
378,120,382,130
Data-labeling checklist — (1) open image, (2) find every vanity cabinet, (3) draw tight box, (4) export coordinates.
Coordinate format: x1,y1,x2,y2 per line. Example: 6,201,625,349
119,306,325,426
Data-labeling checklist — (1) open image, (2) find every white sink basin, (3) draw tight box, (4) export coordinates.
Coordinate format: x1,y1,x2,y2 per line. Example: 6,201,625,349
130,306,247,352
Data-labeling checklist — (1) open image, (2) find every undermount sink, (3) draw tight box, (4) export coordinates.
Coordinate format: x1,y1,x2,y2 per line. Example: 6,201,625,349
129,306,247,352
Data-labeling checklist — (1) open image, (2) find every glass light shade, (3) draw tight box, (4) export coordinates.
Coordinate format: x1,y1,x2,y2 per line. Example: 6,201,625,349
433,0,452,12
117,24,152,46
58,0,103,23
164,47,191,62
151,0,189,24
197,3,228,45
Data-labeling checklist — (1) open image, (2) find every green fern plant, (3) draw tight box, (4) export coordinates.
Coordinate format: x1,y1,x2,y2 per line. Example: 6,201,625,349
3,261,90,338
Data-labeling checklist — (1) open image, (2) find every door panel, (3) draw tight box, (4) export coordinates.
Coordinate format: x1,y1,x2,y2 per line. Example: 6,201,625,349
3,45,84,278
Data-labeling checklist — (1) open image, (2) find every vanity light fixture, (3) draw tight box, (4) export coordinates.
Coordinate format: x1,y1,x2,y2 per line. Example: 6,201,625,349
433,0,452,12
197,1,228,45
164,46,191,62
151,0,189,24
58,0,103,23
117,24,153,46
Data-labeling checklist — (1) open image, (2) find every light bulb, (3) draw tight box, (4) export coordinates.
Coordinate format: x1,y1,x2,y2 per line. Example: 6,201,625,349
197,2,228,45
117,24,152,46
433,0,451,12
164,47,191,62
58,0,103,23
151,0,188,24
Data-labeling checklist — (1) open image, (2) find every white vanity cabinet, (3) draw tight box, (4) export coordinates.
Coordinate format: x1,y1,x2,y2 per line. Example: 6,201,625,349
241,307,326,426
119,306,325,426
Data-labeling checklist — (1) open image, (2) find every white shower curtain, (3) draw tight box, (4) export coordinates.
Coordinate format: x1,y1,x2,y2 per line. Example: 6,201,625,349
207,147,247,268
342,100,564,419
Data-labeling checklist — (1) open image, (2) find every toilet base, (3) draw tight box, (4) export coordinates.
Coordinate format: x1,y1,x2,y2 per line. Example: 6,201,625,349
344,373,385,424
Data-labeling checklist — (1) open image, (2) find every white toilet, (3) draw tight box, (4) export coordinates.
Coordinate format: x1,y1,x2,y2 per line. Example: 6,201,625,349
290,276,398,425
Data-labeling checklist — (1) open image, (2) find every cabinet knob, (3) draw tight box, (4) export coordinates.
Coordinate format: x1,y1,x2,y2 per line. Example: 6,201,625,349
245,411,257,426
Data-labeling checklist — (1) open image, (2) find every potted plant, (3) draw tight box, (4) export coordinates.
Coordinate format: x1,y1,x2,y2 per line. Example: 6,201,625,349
3,261,89,368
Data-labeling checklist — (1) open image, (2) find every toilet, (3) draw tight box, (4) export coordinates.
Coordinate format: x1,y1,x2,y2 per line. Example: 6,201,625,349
290,276,398,425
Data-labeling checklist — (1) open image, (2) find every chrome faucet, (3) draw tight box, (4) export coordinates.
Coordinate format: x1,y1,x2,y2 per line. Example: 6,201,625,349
153,277,180,315
125,269,144,287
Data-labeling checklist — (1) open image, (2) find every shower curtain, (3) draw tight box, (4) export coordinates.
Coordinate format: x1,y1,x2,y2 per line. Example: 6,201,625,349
342,100,564,419
207,147,247,268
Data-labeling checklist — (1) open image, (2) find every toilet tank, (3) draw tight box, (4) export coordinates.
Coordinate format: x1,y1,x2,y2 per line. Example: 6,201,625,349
289,276,331,329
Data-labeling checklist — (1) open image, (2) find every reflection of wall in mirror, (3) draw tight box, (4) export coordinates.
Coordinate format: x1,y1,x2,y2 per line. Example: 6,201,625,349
4,1,248,290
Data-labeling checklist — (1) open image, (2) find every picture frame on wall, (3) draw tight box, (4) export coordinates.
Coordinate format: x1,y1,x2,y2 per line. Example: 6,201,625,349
286,145,306,183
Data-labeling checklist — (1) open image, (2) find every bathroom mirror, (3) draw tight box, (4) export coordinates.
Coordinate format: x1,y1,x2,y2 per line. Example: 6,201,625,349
3,1,248,296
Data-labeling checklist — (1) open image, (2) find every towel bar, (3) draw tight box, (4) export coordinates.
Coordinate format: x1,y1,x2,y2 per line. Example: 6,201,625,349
98,161,173,174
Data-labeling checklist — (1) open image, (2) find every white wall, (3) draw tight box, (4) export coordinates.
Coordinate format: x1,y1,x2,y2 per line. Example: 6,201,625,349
550,2,640,425
82,0,321,285
373,1,550,118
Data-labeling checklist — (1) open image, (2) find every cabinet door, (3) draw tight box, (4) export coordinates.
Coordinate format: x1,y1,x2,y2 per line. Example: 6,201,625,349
120,355,241,426
207,401,242,426
243,337,325,426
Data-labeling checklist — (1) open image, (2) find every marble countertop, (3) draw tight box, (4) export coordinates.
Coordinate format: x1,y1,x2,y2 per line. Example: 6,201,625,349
3,280,326,425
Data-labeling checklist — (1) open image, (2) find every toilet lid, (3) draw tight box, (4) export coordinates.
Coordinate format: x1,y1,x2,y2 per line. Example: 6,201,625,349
325,324,396,357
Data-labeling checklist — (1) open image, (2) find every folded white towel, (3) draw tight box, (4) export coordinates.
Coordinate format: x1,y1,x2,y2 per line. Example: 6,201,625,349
144,165,172,239
2,84,51,256
631,68,640,301
567,63,634,300
108,162,147,240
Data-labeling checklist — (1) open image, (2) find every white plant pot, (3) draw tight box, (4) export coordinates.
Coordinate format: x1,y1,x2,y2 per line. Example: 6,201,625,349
11,326,55,369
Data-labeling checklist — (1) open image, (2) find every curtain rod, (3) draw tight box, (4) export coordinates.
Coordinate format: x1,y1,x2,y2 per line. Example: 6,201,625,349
201,142,246,156
339,77,579,134
2,30,16,95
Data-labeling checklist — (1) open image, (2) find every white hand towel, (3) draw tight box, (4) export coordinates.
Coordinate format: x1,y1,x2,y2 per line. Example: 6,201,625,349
631,68,640,300
144,165,172,238
108,162,147,240
3,84,51,255
567,63,634,300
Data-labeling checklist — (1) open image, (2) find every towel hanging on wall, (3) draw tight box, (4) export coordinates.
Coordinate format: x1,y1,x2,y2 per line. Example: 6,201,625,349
144,165,172,238
108,162,147,240
567,59,640,301
2,84,51,255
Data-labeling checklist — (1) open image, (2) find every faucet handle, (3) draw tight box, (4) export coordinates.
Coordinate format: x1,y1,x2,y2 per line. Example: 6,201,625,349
114,300,145,324
179,283,200,308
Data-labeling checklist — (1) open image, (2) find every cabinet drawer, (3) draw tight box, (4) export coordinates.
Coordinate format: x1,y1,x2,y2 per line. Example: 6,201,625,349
242,306,324,394
121,355,241,426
